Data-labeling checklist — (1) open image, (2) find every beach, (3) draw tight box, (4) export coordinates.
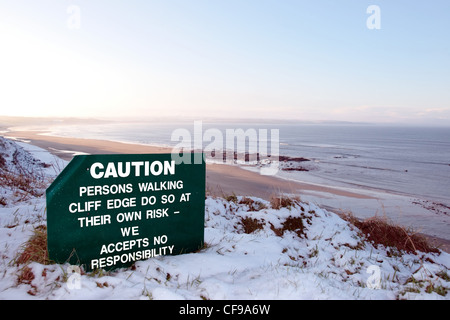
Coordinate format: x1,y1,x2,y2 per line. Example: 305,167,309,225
6,130,374,200
3,129,450,252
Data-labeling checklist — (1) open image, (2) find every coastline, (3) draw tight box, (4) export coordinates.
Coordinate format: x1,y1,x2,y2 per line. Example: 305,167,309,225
3,129,450,252
5,130,374,200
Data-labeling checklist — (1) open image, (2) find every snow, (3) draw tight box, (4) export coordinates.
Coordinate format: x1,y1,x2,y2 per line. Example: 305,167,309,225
0,137,449,300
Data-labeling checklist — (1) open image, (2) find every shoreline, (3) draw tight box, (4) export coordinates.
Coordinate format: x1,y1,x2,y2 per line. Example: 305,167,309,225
3,130,450,252
5,130,375,201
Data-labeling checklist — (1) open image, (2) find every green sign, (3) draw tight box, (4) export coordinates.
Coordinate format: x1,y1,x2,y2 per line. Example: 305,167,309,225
46,153,205,271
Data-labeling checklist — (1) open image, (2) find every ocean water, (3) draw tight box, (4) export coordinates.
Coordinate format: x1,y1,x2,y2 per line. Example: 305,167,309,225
45,121,450,207
278,124,450,206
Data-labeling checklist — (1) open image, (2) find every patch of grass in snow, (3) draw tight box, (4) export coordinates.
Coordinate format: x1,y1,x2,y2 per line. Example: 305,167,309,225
436,270,450,282
14,225,50,266
342,213,439,255
426,283,448,296
16,265,38,296
270,216,306,238
401,274,449,297
223,192,238,204
223,194,308,238
0,153,7,169
0,138,51,205
0,170,46,202
240,217,265,234
12,225,53,290
238,197,267,212
270,195,300,210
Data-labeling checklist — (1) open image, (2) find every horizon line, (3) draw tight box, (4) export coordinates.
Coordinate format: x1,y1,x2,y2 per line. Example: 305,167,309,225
1,114,449,128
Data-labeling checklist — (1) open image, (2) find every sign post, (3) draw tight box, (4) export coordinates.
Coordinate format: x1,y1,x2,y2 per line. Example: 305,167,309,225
46,153,205,271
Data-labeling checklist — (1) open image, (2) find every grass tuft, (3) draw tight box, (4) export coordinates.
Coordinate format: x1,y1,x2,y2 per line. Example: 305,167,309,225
239,197,267,211
15,225,51,266
270,195,299,210
13,225,51,294
240,217,264,234
343,214,438,254
223,193,238,204
270,216,305,238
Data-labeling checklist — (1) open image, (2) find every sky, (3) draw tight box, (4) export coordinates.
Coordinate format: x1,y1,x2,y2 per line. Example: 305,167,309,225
0,0,449,125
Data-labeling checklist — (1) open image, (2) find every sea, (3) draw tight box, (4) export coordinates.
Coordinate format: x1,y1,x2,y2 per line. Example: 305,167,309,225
39,120,450,238
44,121,450,205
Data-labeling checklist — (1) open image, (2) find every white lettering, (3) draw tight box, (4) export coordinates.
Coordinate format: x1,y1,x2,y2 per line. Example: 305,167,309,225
91,244,174,269
90,163,104,179
89,161,176,179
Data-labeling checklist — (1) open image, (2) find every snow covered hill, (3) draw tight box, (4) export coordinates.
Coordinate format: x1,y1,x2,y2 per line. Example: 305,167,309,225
0,136,449,300
0,136,62,206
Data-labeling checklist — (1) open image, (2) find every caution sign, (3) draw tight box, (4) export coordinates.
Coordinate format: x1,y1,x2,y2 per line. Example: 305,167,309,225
46,153,205,271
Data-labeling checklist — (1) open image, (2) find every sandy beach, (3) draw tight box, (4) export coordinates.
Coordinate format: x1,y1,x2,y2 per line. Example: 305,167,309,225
4,130,450,252
6,130,374,200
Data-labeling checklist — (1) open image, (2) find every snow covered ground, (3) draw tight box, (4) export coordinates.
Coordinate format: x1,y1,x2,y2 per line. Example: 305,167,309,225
0,136,449,300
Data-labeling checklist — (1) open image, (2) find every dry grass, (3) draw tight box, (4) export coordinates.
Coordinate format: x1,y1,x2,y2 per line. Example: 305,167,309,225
0,162,47,205
270,216,305,238
270,195,300,210
240,217,264,234
13,225,51,293
16,265,37,297
15,225,51,266
240,215,306,238
238,197,267,212
0,171,45,198
0,145,48,205
343,214,438,255
218,193,438,255
0,153,6,169
237,194,306,237
223,193,238,204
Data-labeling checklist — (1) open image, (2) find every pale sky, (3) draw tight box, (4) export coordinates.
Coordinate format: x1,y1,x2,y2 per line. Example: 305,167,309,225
0,1,449,125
